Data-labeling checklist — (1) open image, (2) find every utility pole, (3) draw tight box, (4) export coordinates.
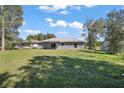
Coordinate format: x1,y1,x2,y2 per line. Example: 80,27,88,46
1,6,5,51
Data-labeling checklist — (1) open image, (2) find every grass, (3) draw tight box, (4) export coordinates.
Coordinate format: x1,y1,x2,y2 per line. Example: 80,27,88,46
0,49,124,88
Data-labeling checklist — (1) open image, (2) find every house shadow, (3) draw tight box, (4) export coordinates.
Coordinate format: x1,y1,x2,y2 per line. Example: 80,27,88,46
11,55,124,88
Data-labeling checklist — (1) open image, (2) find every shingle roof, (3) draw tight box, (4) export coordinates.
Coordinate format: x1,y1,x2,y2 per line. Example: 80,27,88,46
41,38,84,43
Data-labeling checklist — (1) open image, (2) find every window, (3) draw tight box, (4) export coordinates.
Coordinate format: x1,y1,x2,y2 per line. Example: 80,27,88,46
61,42,64,46
74,43,77,48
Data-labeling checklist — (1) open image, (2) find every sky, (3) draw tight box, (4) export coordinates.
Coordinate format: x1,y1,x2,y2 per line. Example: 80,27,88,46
19,5,123,40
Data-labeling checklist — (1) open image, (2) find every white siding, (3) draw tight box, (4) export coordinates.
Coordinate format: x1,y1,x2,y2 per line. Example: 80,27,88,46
42,42,84,50
57,45,84,50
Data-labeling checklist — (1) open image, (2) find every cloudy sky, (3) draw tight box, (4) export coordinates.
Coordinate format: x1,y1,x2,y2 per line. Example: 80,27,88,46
19,5,123,39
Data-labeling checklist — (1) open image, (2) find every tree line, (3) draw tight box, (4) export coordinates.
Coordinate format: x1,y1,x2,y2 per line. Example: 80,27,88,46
84,9,124,54
26,33,56,41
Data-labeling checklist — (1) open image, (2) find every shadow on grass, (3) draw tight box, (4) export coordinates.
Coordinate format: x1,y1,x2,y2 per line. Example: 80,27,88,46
0,72,18,88
14,56,124,88
0,72,10,86
1,56,124,88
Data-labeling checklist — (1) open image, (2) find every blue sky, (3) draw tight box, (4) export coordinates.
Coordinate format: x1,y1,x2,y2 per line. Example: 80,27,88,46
19,5,123,40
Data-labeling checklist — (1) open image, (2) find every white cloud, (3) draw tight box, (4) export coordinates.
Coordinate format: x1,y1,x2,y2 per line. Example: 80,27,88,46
45,18,83,29
45,18,53,22
23,21,26,25
18,29,21,32
38,5,67,12
39,6,51,11
38,5,82,14
49,23,57,27
24,29,41,34
56,20,67,27
84,5,95,8
49,20,68,27
53,5,67,10
59,10,68,15
58,31,67,34
70,6,81,11
68,21,83,29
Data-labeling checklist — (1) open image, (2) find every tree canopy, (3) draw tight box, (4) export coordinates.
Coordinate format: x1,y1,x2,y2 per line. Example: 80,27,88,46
26,33,56,41
0,5,23,50
84,9,124,54
105,9,124,54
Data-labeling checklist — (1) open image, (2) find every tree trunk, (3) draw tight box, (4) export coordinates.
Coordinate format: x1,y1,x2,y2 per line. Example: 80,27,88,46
1,6,5,51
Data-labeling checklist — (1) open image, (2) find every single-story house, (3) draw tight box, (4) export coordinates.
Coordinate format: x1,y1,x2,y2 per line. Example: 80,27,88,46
14,38,84,50
41,38,84,50
15,40,42,49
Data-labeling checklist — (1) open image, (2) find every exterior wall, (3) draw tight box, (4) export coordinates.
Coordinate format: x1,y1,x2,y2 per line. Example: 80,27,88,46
21,43,42,49
42,42,84,50
42,42,51,49
21,43,31,48
31,44,38,48
20,41,84,50
31,43,42,48
57,42,84,50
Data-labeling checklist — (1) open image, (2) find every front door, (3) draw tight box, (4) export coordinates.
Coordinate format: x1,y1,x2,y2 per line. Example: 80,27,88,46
51,43,56,49
74,43,77,48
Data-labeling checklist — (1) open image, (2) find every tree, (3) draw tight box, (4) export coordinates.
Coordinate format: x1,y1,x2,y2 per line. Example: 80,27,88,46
85,19,95,49
85,19,105,50
105,9,124,54
0,5,23,51
27,35,34,41
0,6,5,51
45,33,56,39
27,33,44,41
37,33,43,40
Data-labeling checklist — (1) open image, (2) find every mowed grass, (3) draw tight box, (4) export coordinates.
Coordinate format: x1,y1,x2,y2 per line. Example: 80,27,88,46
0,49,124,88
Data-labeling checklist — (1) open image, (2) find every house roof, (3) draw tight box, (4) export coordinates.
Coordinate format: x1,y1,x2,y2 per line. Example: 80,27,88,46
41,38,84,43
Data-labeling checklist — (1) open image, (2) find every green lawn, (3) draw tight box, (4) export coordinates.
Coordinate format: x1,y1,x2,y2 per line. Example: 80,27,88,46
0,49,124,88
